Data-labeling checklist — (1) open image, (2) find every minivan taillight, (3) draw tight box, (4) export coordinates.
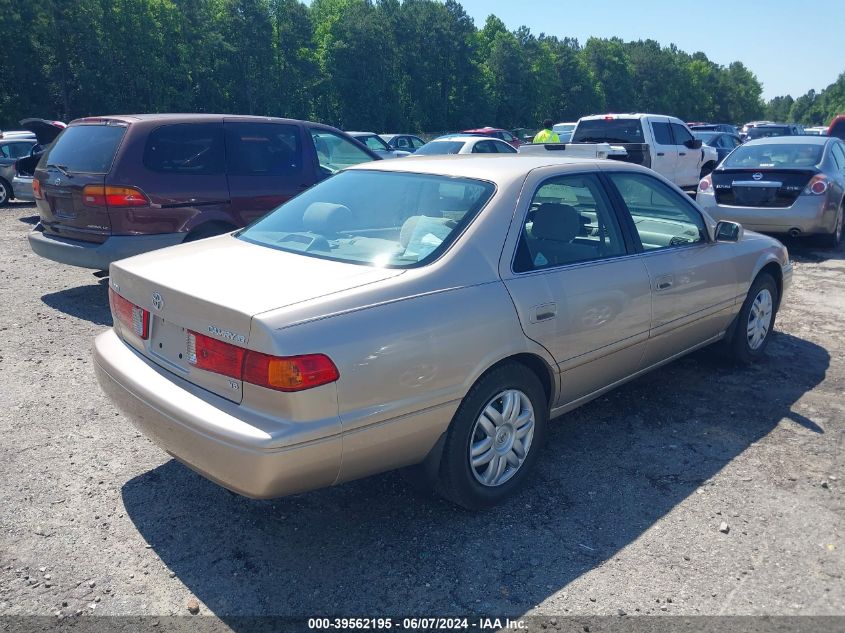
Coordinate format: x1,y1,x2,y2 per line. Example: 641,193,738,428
83,185,149,208
109,288,150,340
32,178,43,200
186,330,340,392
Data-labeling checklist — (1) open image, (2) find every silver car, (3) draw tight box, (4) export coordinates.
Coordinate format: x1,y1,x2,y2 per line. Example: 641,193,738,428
696,136,845,247
95,155,792,509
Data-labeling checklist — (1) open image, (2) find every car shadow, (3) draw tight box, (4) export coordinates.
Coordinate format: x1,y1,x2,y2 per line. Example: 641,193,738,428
121,331,828,622
41,281,112,326
778,235,844,263
18,214,39,225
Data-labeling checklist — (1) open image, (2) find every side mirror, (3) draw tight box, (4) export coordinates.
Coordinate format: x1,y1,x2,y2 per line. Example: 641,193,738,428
715,220,743,243
686,138,703,149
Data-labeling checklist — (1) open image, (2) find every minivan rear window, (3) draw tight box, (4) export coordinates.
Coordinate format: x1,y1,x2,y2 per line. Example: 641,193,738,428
40,125,126,174
143,123,224,175
571,119,645,143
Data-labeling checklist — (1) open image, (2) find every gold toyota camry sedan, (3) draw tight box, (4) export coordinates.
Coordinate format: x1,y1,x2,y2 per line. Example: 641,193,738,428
95,155,792,509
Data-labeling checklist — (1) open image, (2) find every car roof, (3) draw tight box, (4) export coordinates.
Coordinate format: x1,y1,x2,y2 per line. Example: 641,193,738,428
346,154,626,183
346,131,377,136
67,113,335,129
462,127,505,133
742,135,831,146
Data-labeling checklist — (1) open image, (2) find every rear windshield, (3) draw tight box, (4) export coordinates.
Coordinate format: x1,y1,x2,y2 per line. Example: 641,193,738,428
722,144,823,169
414,141,465,155
571,119,644,143
747,126,790,139
39,124,126,174
237,170,495,268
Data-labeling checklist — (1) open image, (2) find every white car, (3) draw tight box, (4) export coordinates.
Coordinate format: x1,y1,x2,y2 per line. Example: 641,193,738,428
413,136,518,155
571,113,719,189
552,122,577,142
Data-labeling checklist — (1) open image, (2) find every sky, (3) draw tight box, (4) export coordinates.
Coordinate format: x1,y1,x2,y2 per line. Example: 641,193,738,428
452,0,845,100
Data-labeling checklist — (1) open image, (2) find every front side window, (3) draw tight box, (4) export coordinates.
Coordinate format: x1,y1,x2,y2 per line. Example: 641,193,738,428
514,173,627,272
394,137,410,150
472,140,497,154
225,122,301,176
357,135,391,152
608,172,706,251
143,123,224,175
670,123,694,145
411,137,425,149
309,129,373,174
238,170,495,268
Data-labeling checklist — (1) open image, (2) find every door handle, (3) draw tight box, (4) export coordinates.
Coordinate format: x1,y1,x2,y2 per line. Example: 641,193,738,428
679,152,687,156
656,152,665,156
655,275,674,291
530,302,557,323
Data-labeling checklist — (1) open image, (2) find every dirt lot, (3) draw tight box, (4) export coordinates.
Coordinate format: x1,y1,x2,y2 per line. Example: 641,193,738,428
0,202,843,625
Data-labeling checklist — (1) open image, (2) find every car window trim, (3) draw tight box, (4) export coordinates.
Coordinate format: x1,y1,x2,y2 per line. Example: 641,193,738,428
509,171,636,275
600,169,713,252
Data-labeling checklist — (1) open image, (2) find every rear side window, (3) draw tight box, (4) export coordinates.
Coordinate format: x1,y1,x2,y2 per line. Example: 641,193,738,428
40,125,126,174
225,122,301,176
652,122,672,145
143,123,224,175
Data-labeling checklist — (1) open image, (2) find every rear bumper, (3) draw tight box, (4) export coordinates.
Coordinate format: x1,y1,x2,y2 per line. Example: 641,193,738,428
11,176,33,202
698,194,834,236
28,224,184,270
93,329,342,498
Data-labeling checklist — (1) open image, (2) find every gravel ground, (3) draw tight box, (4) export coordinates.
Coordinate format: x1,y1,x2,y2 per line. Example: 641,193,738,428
0,202,843,625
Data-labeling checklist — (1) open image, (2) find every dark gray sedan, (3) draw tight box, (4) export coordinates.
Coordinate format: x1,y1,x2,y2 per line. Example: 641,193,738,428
0,138,37,205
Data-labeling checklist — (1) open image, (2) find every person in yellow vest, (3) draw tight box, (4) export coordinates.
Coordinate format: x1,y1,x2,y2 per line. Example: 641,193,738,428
533,119,560,143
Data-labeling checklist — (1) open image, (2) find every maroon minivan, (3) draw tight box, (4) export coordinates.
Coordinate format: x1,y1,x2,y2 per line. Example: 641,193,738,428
28,114,380,270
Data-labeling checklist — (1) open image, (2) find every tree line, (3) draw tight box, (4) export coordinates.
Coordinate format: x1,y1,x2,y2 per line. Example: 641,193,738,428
1,0,825,134
764,73,845,127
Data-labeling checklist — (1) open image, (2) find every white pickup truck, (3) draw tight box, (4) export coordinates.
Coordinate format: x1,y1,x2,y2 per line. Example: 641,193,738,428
534,113,718,189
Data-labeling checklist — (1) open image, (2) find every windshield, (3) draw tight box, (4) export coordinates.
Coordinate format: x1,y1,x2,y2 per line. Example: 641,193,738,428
747,126,790,139
693,132,718,143
571,119,644,143
414,141,465,155
237,170,495,268
356,135,391,151
722,143,823,169
39,124,126,173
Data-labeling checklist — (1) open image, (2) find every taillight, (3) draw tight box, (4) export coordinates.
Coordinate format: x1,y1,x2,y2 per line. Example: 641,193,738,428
243,352,339,392
698,174,712,192
32,178,43,200
187,330,339,392
108,288,149,340
803,175,828,196
82,185,149,208
187,331,245,380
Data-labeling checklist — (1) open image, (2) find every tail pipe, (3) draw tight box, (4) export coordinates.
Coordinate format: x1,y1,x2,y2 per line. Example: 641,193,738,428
788,228,801,238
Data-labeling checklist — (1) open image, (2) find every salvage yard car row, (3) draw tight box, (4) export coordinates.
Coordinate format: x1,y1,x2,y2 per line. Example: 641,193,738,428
4,108,811,509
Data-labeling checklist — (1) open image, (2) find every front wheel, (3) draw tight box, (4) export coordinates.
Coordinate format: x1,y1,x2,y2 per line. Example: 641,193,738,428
0,179,10,207
727,273,778,363
436,363,547,510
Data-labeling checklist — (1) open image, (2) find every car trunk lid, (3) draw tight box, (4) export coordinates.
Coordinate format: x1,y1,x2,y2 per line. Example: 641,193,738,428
34,121,128,244
712,169,816,208
109,235,404,403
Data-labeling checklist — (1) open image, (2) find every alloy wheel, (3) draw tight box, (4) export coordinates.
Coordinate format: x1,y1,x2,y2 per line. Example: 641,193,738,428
469,389,535,487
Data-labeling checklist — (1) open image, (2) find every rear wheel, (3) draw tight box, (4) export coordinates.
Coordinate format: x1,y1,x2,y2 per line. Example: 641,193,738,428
436,363,547,510
0,179,10,207
727,273,778,363
818,206,843,249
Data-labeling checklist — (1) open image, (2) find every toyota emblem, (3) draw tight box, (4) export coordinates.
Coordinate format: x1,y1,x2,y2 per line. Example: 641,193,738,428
752,172,763,181
53,177,62,186
151,292,164,311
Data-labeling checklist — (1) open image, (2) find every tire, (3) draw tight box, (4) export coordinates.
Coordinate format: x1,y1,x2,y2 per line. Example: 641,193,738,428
183,222,236,243
727,273,778,364
436,363,547,510
818,206,843,250
0,179,10,207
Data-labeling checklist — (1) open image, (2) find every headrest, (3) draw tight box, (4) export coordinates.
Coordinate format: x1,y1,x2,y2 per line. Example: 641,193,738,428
531,203,580,242
303,203,353,235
